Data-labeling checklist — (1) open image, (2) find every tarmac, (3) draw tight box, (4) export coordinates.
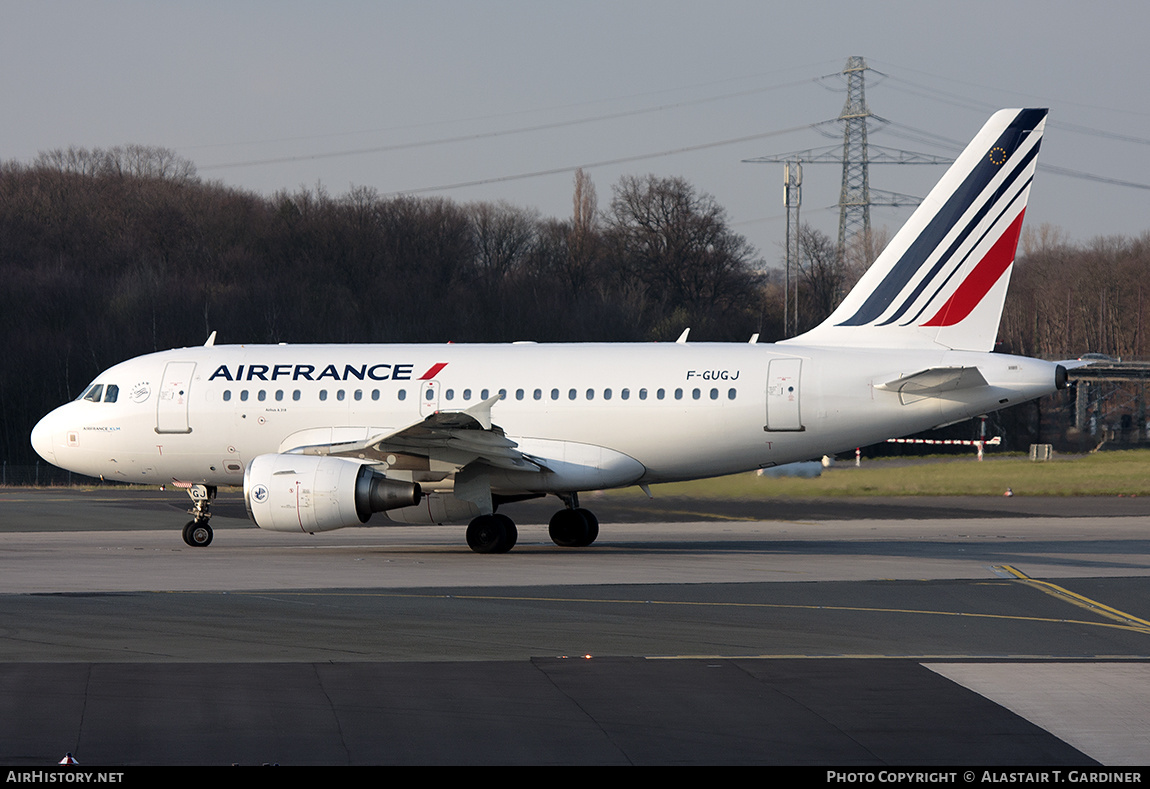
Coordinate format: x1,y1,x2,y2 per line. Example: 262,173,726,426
2,487,1149,766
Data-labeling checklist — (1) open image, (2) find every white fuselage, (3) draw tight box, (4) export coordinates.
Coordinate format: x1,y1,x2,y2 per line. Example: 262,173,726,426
32,341,1061,496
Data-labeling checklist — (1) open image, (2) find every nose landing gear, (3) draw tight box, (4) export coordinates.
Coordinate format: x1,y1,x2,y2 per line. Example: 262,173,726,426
182,484,216,547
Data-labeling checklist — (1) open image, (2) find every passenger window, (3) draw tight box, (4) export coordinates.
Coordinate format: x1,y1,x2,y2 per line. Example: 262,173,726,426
276,390,284,402
463,389,472,401
498,389,507,400
621,388,630,400
604,388,612,400
568,389,577,400
371,389,379,401
675,388,683,400
318,390,327,401
293,390,302,401
445,389,454,401
728,388,737,400
585,388,595,400
534,389,542,401
104,385,119,403
240,390,249,402
398,390,407,401
657,388,665,400
223,390,232,402
337,390,345,401
258,390,267,401
354,390,362,401
639,388,648,400
551,388,559,400
481,389,490,400
692,388,700,400
710,388,718,400
515,389,524,401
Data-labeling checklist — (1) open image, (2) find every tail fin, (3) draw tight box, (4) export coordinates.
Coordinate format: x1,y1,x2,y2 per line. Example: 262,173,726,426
788,108,1047,352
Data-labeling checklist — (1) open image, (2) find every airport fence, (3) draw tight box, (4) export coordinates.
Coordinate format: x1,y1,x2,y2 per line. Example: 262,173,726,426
0,462,103,487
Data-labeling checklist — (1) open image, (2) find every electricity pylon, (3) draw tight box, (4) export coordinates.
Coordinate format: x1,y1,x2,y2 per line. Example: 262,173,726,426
744,56,952,335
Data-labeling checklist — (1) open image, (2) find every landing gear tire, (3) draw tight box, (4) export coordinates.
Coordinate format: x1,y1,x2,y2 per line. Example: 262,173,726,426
182,520,213,547
549,507,599,547
181,484,216,547
466,513,517,554
577,509,599,546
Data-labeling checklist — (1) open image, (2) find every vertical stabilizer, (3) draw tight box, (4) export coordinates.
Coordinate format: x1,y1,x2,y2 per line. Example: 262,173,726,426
786,108,1047,352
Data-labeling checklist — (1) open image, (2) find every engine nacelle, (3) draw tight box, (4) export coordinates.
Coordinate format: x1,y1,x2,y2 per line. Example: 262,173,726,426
383,492,482,525
244,454,421,534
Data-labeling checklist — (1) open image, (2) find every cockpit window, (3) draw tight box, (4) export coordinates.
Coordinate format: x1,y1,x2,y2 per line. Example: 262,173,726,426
76,383,119,403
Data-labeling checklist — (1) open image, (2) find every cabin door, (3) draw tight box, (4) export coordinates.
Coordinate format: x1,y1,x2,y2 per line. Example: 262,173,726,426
766,358,804,432
156,361,196,434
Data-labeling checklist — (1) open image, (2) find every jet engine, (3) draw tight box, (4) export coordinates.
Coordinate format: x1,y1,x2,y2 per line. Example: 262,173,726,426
244,454,421,533
383,492,482,524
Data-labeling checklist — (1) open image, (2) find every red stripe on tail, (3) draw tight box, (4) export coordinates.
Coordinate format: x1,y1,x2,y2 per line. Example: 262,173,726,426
921,210,1026,328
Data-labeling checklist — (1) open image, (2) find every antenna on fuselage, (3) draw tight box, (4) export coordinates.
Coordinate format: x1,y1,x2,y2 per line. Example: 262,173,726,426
204,331,217,347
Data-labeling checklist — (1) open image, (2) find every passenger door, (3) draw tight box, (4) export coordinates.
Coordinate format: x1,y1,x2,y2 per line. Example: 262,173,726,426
156,361,196,434
766,358,804,432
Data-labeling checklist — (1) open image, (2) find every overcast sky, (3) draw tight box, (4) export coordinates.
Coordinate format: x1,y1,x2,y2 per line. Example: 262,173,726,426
4,1,1148,269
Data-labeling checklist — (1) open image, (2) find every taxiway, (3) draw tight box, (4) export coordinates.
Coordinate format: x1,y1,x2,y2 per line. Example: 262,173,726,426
1,488,1148,765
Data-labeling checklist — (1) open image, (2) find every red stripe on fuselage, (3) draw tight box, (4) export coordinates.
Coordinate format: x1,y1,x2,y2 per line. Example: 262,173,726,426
921,210,1026,328
419,362,449,380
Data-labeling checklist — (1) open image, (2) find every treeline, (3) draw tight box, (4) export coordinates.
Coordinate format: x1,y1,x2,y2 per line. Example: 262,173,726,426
4,145,1149,465
1002,225,1150,360
0,147,775,463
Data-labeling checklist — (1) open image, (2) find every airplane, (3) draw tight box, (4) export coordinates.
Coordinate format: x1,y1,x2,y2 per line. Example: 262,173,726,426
31,108,1066,553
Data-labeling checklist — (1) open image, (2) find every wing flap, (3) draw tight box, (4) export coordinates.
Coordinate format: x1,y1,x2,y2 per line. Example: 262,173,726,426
290,395,547,474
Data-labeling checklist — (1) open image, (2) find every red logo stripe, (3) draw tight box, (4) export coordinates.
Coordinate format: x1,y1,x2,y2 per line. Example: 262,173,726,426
419,362,449,380
921,210,1026,328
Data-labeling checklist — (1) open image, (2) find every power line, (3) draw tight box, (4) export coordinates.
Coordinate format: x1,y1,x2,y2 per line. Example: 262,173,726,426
198,78,817,172
381,125,815,196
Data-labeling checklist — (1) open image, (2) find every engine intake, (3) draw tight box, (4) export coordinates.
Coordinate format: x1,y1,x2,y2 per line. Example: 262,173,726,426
244,454,421,533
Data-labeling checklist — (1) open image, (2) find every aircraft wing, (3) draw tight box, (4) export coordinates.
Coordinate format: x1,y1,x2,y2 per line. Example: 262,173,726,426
288,395,549,473
875,366,988,401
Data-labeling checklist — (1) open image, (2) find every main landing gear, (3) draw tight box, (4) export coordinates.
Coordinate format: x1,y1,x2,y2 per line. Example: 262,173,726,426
464,493,600,554
182,484,216,547
465,513,518,554
548,506,599,548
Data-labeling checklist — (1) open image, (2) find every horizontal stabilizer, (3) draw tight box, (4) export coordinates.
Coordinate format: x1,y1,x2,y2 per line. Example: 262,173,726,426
876,366,988,401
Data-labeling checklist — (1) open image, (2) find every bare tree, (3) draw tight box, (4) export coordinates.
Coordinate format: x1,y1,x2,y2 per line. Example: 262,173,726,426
468,201,539,284
795,224,850,329
604,174,760,330
562,168,601,296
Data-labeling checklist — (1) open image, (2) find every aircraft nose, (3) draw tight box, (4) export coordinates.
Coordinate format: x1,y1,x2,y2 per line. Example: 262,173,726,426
30,412,58,465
